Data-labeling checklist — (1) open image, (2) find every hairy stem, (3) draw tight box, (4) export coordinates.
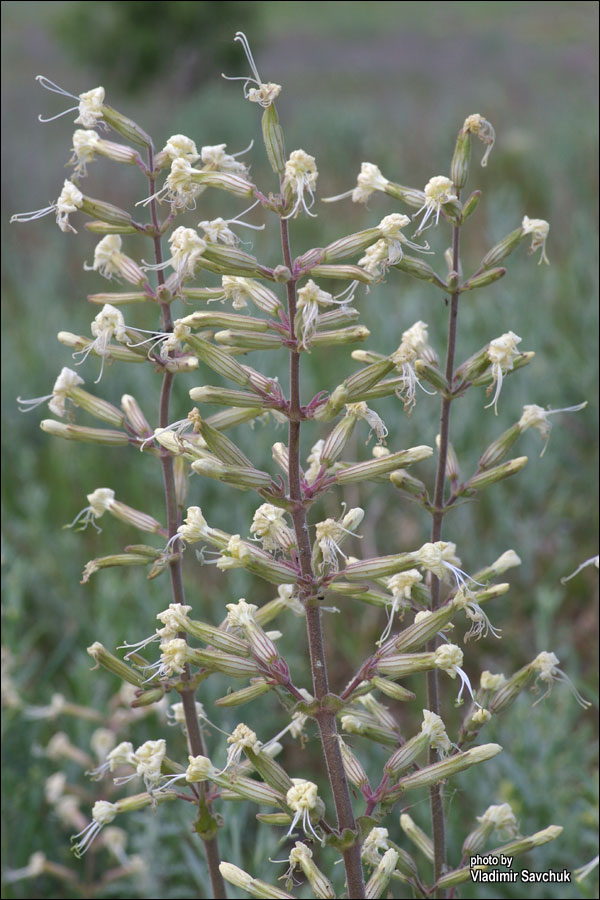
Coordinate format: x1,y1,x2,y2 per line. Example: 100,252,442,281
147,153,226,900
427,219,461,894
280,217,366,898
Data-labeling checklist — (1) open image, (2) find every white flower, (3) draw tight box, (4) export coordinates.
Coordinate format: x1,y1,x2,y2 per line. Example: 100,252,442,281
283,149,318,219
378,213,431,263
315,508,364,572
4,851,47,882
453,588,502,641
414,175,457,233
295,279,334,348
11,179,84,233
377,569,423,645
285,779,324,841
417,541,462,580
222,723,262,771
391,322,433,411
70,128,102,175
361,827,390,866
250,503,295,552
185,755,215,782
146,638,189,679
71,800,117,857
198,202,264,246
346,401,388,443
485,331,522,414
84,234,145,285
305,439,325,484
358,239,390,278
531,651,591,708
476,803,519,838
223,32,281,107
132,739,166,790
36,76,105,128
463,114,496,167
480,670,506,691
434,644,477,704
161,134,200,164
17,366,84,417
200,142,251,177
324,162,390,204
66,487,115,532
521,216,550,265
518,401,587,456
421,709,452,756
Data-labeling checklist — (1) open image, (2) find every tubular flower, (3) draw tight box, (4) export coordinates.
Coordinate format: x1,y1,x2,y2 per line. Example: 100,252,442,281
89,741,135,780
485,331,522,414
434,644,477,703
70,129,137,176
421,709,452,756
304,439,325,484
346,401,388,443
378,569,423,645
413,175,457,234
200,142,251,177
143,157,203,210
17,366,84,416
391,321,433,411
323,161,390,204
222,722,262,772
131,739,166,791
250,503,296,552
71,800,117,857
283,149,318,219
521,216,550,265
84,234,145,285
145,638,189,679
11,179,83,233
518,401,587,456
358,239,390,278
295,280,334,348
480,671,507,692
476,803,519,838
285,779,325,841
315,508,364,572
67,487,115,532
223,31,281,107
453,588,502,642
378,213,431,263
158,134,200,165
530,651,591,708
70,303,128,382
361,827,391,866
35,76,105,127
463,114,496,166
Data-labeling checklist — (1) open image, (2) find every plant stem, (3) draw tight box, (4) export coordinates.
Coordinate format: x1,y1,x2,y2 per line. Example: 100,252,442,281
427,219,461,895
280,217,366,899
147,154,226,900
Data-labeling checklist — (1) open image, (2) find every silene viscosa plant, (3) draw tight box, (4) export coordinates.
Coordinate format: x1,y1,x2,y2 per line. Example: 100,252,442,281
9,31,595,900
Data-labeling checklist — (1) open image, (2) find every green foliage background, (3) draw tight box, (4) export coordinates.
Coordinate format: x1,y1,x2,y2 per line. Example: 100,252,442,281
1,2,598,897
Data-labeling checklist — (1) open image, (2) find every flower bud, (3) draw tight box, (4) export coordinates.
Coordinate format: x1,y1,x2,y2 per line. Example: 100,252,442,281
489,665,532,713
80,553,152,583
121,394,152,437
57,331,145,365
400,814,434,861
219,862,294,899
80,195,133,229
335,446,433,484
392,744,502,792
244,746,293,795
262,103,286,175
462,267,506,291
101,105,151,147
384,183,425,207
415,360,448,393
466,456,527,491
462,190,481,219
187,647,260,678
393,255,447,289
192,416,252,468
190,385,263,408
451,129,471,189
370,676,415,701
201,243,262,276
310,264,374,284
365,848,400,899
192,458,272,491
192,171,256,197
480,227,523,269
312,384,350,421
215,680,272,707
389,468,427,497
322,228,381,262
66,387,124,426
477,424,520,469
87,642,144,687
214,330,281,350
41,420,129,446
343,552,418,581
85,220,137,235
179,310,269,332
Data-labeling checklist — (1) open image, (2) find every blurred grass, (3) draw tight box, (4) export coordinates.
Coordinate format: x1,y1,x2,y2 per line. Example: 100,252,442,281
1,1,598,897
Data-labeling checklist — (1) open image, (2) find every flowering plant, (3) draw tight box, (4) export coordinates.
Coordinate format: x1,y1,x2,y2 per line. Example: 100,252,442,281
7,30,594,900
